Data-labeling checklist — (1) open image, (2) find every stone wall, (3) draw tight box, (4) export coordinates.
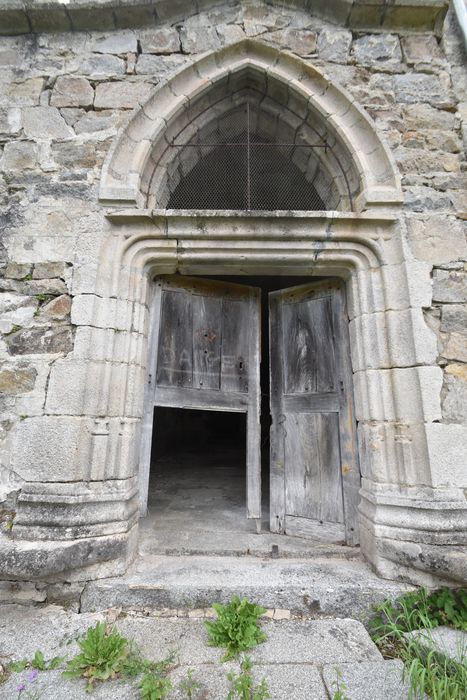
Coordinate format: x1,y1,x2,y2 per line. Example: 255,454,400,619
0,0,466,585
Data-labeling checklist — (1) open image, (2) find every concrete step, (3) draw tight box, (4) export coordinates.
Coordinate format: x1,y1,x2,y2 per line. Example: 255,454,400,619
81,554,411,618
0,605,414,699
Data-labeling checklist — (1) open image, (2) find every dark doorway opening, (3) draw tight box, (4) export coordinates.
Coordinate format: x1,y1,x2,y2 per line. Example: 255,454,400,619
146,407,260,535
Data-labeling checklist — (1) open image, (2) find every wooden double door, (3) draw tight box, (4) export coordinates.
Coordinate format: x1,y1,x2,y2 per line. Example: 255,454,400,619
144,275,360,545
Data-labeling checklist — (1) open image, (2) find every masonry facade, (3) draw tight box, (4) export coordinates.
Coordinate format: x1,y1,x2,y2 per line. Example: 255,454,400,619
0,0,466,596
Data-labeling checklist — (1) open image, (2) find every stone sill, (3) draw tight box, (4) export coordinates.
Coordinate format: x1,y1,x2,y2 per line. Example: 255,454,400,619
0,0,449,35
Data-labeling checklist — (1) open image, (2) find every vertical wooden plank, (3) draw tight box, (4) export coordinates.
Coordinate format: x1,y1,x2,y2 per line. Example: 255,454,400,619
192,294,222,390
333,287,361,545
284,412,343,523
246,288,261,521
156,289,193,388
269,290,286,533
221,298,249,393
282,301,318,394
138,281,163,515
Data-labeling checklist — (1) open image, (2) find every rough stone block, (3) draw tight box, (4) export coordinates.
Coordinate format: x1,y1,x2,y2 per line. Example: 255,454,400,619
0,106,21,137
217,23,246,45
37,294,71,321
433,269,467,303
352,34,402,65
401,34,443,65
317,29,352,63
93,32,138,54
0,581,46,604
0,366,37,394
78,54,125,78
94,81,153,110
4,326,73,356
401,104,457,131
72,110,121,135
135,53,188,79
441,304,467,333
441,331,467,363
322,660,409,700
22,107,74,139
442,368,467,424
1,140,38,171
9,416,93,482
266,28,317,56
425,423,467,488
180,26,221,53
4,77,45,107
32,262,65,280
406,215,467,265
139,27,181,54
50,76,94,109
394,73,454,107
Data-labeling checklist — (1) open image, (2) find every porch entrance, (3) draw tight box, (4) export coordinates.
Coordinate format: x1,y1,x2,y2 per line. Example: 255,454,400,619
141,275,360,546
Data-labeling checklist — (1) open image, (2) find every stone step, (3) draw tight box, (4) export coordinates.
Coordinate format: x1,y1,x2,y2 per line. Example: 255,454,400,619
0,605,413,699
81,554,411,618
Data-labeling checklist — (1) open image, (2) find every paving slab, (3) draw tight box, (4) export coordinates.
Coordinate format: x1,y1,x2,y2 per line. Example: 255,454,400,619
404,625,467,664
322,660,415,700
81,554,411,618
0,604,399,699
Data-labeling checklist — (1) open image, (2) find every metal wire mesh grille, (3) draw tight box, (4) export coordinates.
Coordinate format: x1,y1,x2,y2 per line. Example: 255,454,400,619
166,105,335,211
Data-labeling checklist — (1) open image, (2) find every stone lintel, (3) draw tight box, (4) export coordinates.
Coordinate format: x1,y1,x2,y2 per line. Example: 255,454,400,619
105,208,398,229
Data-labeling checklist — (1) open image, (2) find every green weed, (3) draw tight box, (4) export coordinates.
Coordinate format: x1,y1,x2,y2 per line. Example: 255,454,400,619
178,667,201,699
226,656,270,700
370,587,467,699
205,597,267,661
139,672,172,700
64,622,130,690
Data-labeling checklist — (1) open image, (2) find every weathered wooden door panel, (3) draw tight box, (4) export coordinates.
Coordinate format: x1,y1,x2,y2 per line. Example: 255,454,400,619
269,280,360,545
140,275,261,521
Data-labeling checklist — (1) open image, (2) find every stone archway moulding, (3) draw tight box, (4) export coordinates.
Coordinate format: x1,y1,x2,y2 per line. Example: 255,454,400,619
98,39,403,213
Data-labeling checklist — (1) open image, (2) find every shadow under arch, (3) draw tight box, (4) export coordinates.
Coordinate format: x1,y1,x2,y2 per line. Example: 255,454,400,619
99,39,402,213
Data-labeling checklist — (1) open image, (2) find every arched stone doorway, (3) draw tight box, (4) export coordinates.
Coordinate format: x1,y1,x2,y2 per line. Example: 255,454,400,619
5,40,465,588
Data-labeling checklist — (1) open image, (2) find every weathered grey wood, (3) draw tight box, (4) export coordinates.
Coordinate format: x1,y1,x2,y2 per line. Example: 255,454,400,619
332,287,361,546
269,291,286,533
269,279,360,545
284,412,344,523
282,393,339,412
138,282,163,515
285,515,346,542
246,288,261,520
156,289,193,388
192,294,222,390
221,299,249,393
154,385,248,411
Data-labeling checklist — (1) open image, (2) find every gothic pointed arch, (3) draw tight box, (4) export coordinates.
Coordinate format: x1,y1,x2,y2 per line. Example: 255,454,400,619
99,39,402,213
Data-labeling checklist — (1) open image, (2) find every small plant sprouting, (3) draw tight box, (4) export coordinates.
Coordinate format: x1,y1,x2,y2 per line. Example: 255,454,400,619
9,651,63,674
64,622,129,690
178,667,201,699
205,597,267,661
139,671,172,700
226,656,270,700
330,667,350,700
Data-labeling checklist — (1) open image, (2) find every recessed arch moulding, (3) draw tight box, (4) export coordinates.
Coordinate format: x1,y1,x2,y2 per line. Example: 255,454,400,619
3,41,466,588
